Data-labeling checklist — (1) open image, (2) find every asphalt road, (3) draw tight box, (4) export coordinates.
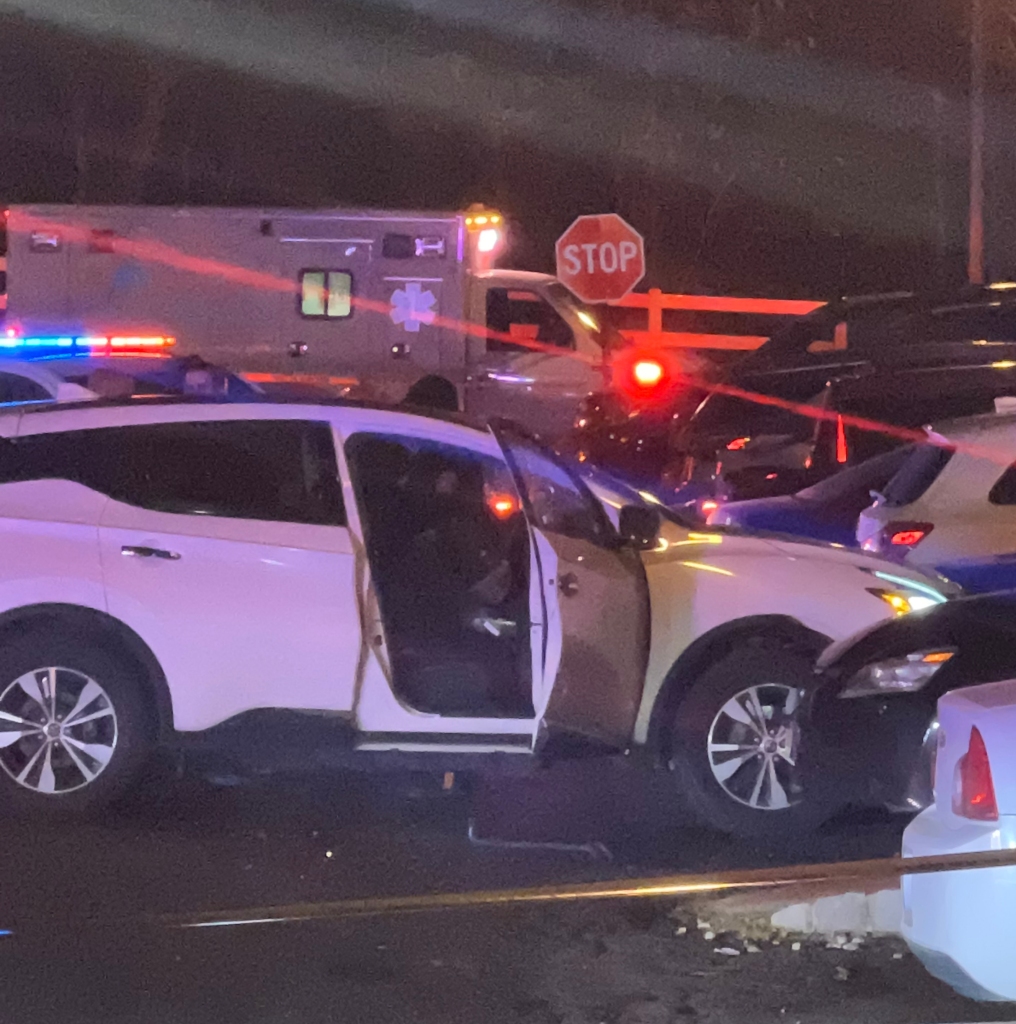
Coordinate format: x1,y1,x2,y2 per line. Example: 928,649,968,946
0,761,1011,1023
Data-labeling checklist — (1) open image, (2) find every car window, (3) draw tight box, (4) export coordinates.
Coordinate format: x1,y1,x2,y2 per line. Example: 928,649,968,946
497,431,614,546
797,446,914,502
63,362,259,400
881,443,954,508
0,372,50,405
0,420,345,525
485,287,576,354
345,432,519,520
684,387,826,450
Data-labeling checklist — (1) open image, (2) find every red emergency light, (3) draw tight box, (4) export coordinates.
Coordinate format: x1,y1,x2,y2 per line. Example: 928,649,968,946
0,333,175,355
632,359,664,388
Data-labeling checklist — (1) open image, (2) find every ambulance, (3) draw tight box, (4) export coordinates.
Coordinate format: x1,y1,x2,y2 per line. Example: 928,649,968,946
0,205,621,438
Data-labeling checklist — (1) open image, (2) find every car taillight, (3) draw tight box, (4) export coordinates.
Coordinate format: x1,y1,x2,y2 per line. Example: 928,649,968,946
889,522,933,547
953,726,998,821
863,520,934,560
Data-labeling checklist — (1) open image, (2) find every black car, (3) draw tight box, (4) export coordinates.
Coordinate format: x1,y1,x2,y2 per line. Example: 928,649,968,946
570,286,1016,505
806,591,1016,817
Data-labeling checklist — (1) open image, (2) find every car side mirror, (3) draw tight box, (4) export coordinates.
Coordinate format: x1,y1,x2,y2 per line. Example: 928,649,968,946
618,505,661,550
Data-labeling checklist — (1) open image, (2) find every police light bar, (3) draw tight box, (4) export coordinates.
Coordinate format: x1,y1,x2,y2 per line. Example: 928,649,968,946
0,333,175,354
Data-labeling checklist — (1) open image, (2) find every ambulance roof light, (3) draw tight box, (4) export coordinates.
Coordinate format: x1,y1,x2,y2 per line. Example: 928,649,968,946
464,205,504,231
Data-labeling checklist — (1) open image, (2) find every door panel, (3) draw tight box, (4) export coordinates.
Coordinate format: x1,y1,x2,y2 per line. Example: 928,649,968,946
495,427,650,747
536,531,649,745
100,502,360,731
466,284,601,439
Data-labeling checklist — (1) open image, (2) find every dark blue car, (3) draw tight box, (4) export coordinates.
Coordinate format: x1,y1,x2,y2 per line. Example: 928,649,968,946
707,447,912,547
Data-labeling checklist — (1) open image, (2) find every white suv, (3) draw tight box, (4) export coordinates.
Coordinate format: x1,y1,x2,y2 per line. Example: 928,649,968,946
0,399,951,837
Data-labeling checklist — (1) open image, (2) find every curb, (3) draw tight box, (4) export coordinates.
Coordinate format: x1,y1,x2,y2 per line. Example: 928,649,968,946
694,884,903,941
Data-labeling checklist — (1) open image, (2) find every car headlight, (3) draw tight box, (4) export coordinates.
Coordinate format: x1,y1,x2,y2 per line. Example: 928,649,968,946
838,649,955,699
867,588,946,615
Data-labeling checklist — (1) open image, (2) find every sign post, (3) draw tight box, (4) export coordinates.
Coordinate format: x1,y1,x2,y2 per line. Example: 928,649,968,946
555,214,645,304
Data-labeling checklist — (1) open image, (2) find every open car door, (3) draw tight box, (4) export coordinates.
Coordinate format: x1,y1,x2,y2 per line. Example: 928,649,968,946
493,425,651,749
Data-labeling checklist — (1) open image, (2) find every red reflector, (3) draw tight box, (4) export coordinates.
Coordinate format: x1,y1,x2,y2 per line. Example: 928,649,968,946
632,359,664,387
954,726,998,821
726,436,750,451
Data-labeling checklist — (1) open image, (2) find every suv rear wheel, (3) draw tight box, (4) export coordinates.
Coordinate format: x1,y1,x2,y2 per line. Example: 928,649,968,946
0,629,154,817
666,642,827,841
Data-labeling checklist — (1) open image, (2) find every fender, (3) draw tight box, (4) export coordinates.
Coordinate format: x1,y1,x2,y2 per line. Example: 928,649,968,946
0,602,174,740
645,614,830,760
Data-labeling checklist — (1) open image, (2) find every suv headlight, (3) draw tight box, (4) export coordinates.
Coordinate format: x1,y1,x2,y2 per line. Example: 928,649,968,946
867,588,943,615
838,649,955,699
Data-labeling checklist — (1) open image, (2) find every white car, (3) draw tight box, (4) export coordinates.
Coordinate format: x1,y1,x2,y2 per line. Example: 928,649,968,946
0,398,949,838
902,678,1016,1002
857,412,1016,570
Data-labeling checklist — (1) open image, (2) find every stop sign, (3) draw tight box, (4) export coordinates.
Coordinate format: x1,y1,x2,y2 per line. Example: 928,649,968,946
555,214,645,304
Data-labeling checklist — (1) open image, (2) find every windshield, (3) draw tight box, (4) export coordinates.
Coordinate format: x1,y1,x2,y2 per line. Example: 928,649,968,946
547,282,627,350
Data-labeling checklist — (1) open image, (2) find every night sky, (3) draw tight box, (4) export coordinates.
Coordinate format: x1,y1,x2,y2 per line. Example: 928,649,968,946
0,0,1011,297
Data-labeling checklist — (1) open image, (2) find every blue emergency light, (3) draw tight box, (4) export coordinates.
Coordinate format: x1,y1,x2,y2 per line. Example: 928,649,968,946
0,334,175,356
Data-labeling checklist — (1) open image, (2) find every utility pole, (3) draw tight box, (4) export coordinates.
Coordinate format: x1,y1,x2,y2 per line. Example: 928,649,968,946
969,0,986,285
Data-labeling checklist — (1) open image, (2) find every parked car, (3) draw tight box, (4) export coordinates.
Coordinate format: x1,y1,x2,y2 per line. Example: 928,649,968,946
706,447,913,545
567,285,1016,511
808,591,1016,818
902,677,1016,1002
0,349,262,405
0,397,948,838
858,412,1016,570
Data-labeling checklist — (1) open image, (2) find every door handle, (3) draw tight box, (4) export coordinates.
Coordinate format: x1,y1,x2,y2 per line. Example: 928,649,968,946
121,545,181,561
557,572,579,597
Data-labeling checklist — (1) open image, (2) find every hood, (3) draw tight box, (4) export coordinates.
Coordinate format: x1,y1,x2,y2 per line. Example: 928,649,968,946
650,519,957,596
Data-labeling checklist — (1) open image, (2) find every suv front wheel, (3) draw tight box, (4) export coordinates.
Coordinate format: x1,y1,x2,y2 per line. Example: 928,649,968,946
666,641,828,841
0,629,154,817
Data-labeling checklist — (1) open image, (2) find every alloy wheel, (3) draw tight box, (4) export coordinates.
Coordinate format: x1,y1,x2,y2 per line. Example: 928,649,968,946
0,667,118,795
706,683,803,811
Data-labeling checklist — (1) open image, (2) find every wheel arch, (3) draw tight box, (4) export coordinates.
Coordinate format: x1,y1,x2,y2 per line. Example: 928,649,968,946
0,603,174,741
647,614,831,762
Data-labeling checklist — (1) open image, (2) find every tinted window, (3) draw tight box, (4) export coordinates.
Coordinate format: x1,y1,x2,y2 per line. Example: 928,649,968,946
882,443,954,508
685,388,826,450
498,433,613,545
797,446,914,503
0,373,50,405
0,420,344,525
